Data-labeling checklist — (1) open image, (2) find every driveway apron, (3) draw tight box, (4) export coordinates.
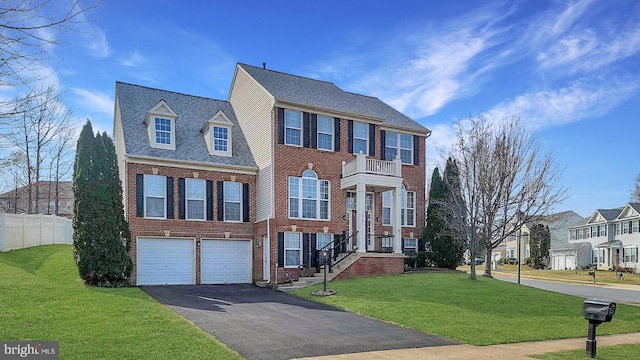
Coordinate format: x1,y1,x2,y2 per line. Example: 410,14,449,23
142,284,457,360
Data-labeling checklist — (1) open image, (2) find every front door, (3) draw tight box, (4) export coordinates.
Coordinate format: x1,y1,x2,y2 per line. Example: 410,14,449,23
346,192,375,251
263,235,270,281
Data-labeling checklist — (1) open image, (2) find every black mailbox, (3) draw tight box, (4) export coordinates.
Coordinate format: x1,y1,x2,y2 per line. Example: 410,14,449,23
583,299,617,358
583,299,616,323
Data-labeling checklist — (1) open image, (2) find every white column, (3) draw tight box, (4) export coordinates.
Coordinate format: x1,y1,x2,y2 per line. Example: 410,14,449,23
393,185,403,254
356,182,366,253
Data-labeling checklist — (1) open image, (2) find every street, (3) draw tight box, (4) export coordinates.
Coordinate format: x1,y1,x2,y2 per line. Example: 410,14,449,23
494,274,640,304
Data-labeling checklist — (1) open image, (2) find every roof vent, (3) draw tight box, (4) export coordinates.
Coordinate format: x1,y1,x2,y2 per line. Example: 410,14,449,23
262,62,266,69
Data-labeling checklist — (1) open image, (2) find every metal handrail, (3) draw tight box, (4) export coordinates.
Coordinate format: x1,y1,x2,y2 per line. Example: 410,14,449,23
317,231,358,273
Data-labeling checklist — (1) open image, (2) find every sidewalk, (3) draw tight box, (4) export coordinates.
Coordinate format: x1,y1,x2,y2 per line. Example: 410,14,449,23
294,332,640,360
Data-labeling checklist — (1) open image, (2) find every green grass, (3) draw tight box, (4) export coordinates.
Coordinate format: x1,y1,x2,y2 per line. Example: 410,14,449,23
533,343,640,359
0,245,242,360
489,265,640,285
293,272,640,346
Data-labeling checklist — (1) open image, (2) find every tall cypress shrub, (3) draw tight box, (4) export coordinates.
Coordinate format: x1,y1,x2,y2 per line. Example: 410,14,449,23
73,121,131,287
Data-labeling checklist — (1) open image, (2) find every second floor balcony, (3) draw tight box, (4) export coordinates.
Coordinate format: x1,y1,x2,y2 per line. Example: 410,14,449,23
341,153,403,190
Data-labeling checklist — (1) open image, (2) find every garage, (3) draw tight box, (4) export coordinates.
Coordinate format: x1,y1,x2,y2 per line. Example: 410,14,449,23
553,255,565,270
201,239,251,284
137,238,195,285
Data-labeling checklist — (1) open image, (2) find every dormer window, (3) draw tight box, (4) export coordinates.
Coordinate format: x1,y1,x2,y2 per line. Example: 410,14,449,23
145,100,177,150
202,110,233,156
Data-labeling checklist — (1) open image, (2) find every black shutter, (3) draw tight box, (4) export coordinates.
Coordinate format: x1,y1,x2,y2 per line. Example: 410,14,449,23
347,120,353,153
303,112,310,148
414,135,420,165
136,174,144,217
166,177,174,219
217,181,224,221
380,130,386,160
334,118,341,151
242,183,250,223
401,238,405,252
302,233,310,266
310,114,317,149
277,232,284,267
178,178,185,219
369,124,375,156
277,108,285,144
310,234,317,268
206,180,213,220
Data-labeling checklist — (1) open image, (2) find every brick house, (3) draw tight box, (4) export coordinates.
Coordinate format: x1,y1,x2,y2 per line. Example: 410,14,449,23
0,181,74,217
114,63,431,286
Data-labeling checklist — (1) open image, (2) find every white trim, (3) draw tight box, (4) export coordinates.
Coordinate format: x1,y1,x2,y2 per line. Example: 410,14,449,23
284,109,303,147
145,100,178,151
223,181,242,222
352,121,369,155
275,100,384,124
316,114,334,151
125,154,258,174
288,170,331,221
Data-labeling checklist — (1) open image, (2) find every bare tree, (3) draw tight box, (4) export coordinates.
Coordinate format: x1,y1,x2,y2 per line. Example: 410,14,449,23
0,150,29,212
0,0,100,120
51,124,76,215
631,174,640,203
442,114,566,279
7,85,74,213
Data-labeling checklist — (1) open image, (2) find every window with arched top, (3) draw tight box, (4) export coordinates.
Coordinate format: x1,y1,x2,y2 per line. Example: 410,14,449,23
289,170,330,220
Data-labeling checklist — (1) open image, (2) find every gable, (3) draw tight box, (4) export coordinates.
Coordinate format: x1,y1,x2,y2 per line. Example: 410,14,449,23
586,211,606,224
615,204,640,221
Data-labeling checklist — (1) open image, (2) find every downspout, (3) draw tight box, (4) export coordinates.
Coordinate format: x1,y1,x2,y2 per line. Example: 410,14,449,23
267,107,276,284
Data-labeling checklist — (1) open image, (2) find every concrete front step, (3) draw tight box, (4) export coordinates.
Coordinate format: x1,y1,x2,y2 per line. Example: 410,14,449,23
276,276,324,292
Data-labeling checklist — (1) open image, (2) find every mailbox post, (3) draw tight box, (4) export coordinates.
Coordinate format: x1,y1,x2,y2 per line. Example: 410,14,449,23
583,299,616,358
321,249,331,293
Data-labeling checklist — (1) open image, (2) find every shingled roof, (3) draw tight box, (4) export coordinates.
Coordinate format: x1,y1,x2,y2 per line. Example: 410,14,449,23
237,63,430,134
115,82,256,168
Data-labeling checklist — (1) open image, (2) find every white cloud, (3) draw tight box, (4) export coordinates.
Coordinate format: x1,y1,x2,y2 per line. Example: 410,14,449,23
486,78,639,129
87,28,111,58
120,51,147,67
71,88,113,116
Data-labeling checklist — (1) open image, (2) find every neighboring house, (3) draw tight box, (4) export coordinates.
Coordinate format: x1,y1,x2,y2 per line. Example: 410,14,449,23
492,211,583,268
563,204,640,272
114,63,431,286
0,181,73,217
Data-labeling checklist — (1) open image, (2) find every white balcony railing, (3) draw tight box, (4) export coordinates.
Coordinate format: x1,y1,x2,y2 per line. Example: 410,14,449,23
342,153,402,178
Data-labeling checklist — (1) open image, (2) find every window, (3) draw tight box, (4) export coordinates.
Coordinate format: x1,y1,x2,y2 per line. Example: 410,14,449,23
623,222,629,234
599,225,607,237
593,249,604,264
317,115,334,151
570,230,576,240
404,238,417,255
584,228,590,239
213,126,228,152
353,121,368,154
144,174,165,218
285,110,302,146
507,247,515,258
385,132,413,164
616,223,621,235
578,229,583,239
624,247,638,263
288,170,330,220
48,201,56,214
154,117,172,145
382,187,415,226
316,233,333,250
591,227,597,238
224,181,242,222
382,191,392,225
186,178,205,220
284,232,302,267
633,221,639,233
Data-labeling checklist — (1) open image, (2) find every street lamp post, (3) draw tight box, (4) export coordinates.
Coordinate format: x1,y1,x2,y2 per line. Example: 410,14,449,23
517,227,521,285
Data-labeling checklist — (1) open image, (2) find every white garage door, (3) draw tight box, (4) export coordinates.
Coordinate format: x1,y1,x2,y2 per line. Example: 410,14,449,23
137,238,195,285
201,239,251,284
565,256,575,270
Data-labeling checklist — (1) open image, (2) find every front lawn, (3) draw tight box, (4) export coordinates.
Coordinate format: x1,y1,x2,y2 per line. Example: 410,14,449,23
0,245,242,360
293,272,640,345
493,265,640,285
533,343,640,360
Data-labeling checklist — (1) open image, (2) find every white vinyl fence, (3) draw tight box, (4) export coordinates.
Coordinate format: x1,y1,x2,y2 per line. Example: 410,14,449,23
0,213,73,252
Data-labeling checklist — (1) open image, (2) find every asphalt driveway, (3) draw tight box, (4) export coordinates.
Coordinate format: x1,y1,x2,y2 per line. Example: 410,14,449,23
142,284,457,360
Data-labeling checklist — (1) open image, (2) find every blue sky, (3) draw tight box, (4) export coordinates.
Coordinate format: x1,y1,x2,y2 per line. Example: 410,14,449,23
17,0,640,218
